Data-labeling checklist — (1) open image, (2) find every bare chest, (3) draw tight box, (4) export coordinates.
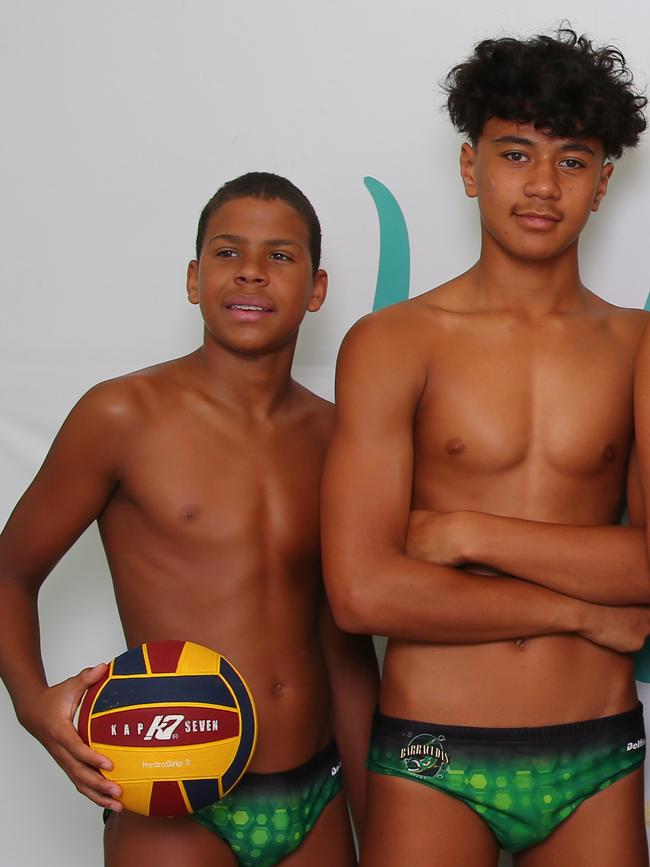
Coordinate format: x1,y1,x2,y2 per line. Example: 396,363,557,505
109,417,324,560
414,322,635,480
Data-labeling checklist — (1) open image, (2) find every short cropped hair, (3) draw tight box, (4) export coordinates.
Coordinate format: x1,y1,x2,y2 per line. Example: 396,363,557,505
444,28,647,158
195,172,322,272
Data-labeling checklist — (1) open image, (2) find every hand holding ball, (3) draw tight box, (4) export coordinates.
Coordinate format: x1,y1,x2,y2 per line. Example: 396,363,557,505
78,640,257,816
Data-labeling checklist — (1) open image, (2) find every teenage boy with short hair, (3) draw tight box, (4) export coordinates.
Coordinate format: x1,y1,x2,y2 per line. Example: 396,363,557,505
0,172,378,867
323,30,650,866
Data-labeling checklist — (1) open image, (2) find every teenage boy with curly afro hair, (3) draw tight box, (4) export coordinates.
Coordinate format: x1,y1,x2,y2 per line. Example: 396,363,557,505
323,28,650,866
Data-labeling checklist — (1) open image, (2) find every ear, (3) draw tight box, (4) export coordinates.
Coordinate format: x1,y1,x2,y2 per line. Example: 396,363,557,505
186,260,199,305
307,269,328,312
591,161,614,212
460,142,478,198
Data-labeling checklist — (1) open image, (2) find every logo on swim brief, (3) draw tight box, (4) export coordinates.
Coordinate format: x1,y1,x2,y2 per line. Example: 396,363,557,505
400,733,450,779
626,738,646,751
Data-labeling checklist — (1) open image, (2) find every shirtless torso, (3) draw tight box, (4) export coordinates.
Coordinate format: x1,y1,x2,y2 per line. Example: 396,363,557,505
323,121,650,866
383,282,644,728
0,190,377,867
98,355,336,766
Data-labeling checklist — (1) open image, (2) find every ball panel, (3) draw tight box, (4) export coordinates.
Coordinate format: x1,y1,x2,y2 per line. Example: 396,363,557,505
182,777,222,812
113,646,147,676
144,640,185,674
218,657,258,796
149,781,190,816
97,737,241,783
89,705,240,747
93,674,237,713
177,641,220,676
118,780,154,816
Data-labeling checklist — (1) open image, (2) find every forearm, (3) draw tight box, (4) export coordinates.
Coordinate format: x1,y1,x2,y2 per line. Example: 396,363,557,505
327,551,588,644
460,513,650,605
328,635,379,840
0,572,120,808
0,574,48,725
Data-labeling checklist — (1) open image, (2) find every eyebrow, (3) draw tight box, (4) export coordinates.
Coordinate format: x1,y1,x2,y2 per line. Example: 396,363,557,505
492,135,596,155
265,238,301,247
206,233,301,247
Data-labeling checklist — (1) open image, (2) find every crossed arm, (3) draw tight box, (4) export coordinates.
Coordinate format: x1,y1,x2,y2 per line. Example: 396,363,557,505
321,313,650,652
406,444,650,606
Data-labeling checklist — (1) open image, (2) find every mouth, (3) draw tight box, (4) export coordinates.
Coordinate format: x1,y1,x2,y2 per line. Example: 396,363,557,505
514,211,561,228
228,303,273,312
223,295,275,321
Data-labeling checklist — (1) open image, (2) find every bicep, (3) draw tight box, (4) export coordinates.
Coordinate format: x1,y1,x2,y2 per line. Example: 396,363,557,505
323,424,414,553
634,324,650,533
0,386,129,587
626,444,645,528
322,318,425,579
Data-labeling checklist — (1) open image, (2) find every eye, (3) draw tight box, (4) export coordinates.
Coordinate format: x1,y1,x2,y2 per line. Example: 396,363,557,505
215,248,238,258
503,151,530,163
559,158,584,169
269,251,292,261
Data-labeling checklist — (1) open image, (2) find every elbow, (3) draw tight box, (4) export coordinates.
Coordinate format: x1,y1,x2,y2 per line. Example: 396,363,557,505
325,570,378,635
330,593,371,635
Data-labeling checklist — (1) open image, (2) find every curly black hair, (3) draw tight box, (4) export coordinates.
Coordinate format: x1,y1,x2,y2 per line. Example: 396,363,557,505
195,172,322,272
444,28,647,158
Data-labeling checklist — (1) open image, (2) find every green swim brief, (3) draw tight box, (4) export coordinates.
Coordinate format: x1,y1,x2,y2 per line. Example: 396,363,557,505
192,739,342,866
367,704,645,853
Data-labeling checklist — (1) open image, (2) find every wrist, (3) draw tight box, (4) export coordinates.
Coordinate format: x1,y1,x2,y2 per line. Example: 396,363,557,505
13,681,47,731
560,594,591,636
459,510,490,563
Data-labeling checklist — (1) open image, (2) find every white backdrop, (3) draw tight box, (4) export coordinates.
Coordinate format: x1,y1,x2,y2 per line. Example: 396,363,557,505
2,2,650,864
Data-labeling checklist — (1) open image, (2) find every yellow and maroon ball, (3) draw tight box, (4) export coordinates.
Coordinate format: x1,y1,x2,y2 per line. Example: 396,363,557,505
78,640,257,816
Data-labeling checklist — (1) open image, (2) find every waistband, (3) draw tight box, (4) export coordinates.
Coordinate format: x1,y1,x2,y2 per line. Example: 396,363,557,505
236,739,340,790
373,703,644,744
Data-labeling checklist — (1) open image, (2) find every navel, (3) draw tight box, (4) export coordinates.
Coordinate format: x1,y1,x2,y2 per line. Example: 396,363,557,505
446,437,465,455
602,445,616,464
272,681,285,695
514,638,527,649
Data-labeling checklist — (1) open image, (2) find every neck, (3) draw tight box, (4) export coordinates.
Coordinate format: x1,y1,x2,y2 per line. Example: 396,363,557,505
188,331,299,417
470,233,587,317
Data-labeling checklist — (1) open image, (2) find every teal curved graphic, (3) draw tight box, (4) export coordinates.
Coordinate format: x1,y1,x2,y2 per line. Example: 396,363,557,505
364,177,410,311
634,289,650,682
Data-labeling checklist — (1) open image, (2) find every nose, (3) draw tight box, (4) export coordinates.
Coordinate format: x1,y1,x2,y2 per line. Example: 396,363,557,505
524,159,560,200
234,254,267,285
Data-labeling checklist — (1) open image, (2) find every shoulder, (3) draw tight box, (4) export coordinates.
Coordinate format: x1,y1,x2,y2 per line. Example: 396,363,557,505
337,287,461,393
290,383,335,439
335,302,437,413
33,356,200,477
340,292,446,359
68,357,189,431
597,302,650,350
